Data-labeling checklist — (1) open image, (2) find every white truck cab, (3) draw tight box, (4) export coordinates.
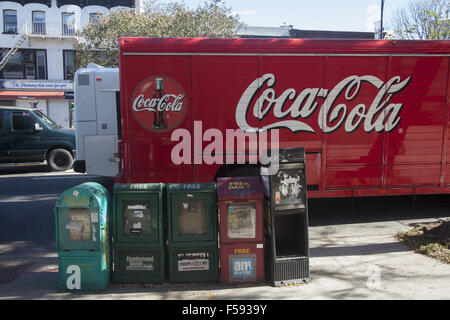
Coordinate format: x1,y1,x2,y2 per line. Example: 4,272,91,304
73,63,121,177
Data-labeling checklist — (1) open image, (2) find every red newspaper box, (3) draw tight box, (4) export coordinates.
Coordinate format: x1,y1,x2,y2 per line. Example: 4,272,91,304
217,176,264,284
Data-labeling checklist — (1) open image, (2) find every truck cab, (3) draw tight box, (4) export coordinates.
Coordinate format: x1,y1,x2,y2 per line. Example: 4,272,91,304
0,106,75,171
73,64,121,177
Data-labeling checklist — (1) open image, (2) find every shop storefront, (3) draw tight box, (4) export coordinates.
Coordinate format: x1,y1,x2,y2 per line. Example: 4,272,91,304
0,79,74,128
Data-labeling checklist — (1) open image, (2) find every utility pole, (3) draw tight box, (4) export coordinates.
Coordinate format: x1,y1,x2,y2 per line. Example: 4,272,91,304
380,0,385,39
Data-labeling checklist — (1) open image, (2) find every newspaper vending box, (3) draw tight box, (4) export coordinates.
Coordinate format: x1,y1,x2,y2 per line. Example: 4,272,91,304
55,182,111,291
217,176,264,284
167,183,218,282
262,147,310,286
112,183,165,283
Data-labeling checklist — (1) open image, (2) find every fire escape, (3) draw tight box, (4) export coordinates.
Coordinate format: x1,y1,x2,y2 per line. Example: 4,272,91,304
0,34,28,72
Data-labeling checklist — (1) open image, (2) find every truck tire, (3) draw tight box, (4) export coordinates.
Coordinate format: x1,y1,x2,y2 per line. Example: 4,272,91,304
47,148,74,171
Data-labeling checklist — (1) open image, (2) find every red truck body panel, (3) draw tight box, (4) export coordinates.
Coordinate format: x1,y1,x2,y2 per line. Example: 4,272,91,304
118,37,450,198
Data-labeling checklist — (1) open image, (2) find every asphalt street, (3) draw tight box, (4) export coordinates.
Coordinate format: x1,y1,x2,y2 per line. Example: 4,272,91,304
0,165,113,291
0,164,449,301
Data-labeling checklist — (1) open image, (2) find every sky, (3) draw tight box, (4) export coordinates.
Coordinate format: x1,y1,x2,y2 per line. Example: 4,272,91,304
161,0,413,32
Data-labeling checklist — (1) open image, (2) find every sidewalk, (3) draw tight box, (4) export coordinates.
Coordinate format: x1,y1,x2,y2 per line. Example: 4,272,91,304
1,213,449,300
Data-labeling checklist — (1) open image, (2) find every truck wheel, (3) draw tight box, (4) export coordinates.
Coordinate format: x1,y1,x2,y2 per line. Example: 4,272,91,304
47,149,74,171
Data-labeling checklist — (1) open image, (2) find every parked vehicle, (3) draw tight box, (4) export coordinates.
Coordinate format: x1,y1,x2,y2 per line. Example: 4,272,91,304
75,38,450,198
0,106,75,171
73,63,120,177
116,38,450,199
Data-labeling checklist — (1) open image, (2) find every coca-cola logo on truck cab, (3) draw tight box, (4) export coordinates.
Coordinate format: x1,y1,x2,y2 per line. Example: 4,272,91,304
236,73,412,134
131,75,188,132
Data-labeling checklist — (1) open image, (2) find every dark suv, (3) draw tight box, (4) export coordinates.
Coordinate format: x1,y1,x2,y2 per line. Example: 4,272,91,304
0,106,75,171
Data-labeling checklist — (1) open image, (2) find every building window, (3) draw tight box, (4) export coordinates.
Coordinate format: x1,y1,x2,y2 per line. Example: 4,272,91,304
89,12,101,25
32,11,46,35
63,50,74,80
3,10,17,34
62,13,75,36
36,50,47,79
0,49,47,80
1,50,23,79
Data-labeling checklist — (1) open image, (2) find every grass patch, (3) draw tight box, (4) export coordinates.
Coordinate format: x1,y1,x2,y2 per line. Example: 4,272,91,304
396,219,449,264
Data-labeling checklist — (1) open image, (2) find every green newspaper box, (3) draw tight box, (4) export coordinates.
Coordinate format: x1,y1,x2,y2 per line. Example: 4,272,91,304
113,183,165,283
167,183,218,282
55,182,111,291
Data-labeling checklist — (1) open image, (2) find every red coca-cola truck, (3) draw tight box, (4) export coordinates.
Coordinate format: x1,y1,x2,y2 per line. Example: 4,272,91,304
117,37,450,199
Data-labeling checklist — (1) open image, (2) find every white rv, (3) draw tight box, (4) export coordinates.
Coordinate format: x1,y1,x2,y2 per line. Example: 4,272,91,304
73,64,121,177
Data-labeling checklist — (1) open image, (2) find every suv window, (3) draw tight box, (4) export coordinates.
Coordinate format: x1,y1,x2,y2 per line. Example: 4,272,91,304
12,111,36,131
0,110,3,130
34,109,57,129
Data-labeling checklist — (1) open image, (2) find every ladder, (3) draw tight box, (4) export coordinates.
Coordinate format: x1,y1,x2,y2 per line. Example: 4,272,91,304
0,34,28,72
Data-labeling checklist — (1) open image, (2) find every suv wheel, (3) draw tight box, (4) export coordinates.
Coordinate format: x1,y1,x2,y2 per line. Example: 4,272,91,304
47,148,74,171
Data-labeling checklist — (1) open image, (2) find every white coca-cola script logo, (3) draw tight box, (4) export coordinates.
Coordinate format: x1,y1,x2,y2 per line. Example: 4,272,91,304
133,94,184,113
236,73,412,133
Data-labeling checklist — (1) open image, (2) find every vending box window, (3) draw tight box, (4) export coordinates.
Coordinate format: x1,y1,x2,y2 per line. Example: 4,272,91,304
177,198,208,236
66,208,91,242
122,199,152,237
112,183,165,283
262,148,308,214
113,183,164,244
167,183,219,282
217,176,264,243
217,176,265,284
262,147,310,286
226,202,256,239
167,183,217,244
273,214,308,258
55,182,111,291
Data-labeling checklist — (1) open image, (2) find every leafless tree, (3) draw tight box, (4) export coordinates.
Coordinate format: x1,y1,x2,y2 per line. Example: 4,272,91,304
390,0,449,39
